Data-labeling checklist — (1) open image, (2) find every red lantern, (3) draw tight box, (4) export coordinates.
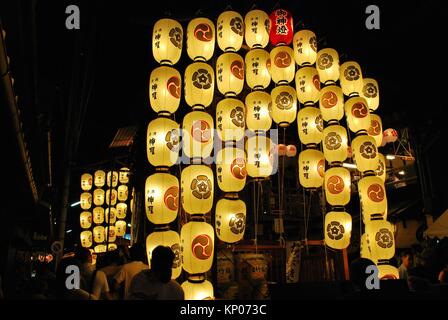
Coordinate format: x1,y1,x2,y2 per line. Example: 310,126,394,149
269,9,293,46
383,128,398,143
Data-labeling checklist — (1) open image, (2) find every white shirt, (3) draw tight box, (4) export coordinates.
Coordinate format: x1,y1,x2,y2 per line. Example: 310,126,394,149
127,270,184,300
114,261,148,299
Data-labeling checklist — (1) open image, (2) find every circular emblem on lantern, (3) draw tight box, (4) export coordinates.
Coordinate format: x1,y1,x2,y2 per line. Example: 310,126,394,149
229,213,245,235
230,17,243,36
192,69,212,89
313,74,321,90
194,23,213,42
375,228,393,248
230,60,244,79
317,53,333,70
167,76,181,98
325,132,342,150
165,129,179,151
164,186,179,211
327,221,345,240
368,120,381,136
230,106,245,128
376,160,385,176
321,91,338,109
231,157,247,179
171,243,181,268
274,51,292,68
344,65,360,81
169,27,182,49
327,175,345,194
190,175,212,199
275,91,294,110
363,83,378,98
310,36,317,52
191,120,211,143
191,234,213,260
315,114,323,132
367,183,385,202
317,159,325,178
351,102,368,118
360,141,377,159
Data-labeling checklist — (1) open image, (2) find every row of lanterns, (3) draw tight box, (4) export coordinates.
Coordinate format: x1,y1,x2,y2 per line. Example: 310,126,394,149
79,169,130,254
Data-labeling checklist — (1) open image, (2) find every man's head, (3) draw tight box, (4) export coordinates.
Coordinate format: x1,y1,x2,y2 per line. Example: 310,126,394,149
151,246,175,283
401,250,413,269
75,247,92,264
129,243,147,264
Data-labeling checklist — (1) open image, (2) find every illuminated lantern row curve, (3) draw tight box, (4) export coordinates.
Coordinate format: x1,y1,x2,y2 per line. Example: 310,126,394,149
79,168,130,254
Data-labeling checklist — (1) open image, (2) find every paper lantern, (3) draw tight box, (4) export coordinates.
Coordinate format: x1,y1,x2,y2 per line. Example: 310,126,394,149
295,67,320,106
80,192,92,210
181,221,214,274
216,147,246,193
119,167,130,184
105,189,118,206
378,264,399,280
149,66,181,115
105,226,116,243
181,165,214,214
362,78,379,111
286,144,297,157
245,91,272,131
269,9,293,46
270,46,295,84
319,85,344,122
116,203,127,219
94,170,105,187
215,198,246,243
383,128,398,143
80,231,93,248
293,30,317,66
245,135,274,178
340,61,363,96
81,173,93,191
359,175,387,219
182,111,214,159
345,96,371,133
147,117,179,168
324,167,351,206
245,49,271,90
324,211,352,249
106,171,118,188
244,10,270,49
322,125,348,163
360,233,371,260
182,279,214,300
368,113,383,147
217,11,244,52
152,18,183,65
105,207,117,224
80,211,92,229
375,153,386,183
145,173,179,224
352,135,379,173
93,207,104,224
316,48,340,84
115,220,126,237
184,62,214,108
216,53,244,96
297,106,323,146
94,245,106,253
216,98,245,142
146,230,182,279
277,144,287,156
365,219,395,260
108,243,117,251
93,188,105,206
93,226,105,243
186,17,215,61
270,85,297,127
117,185,128,202
298,149,325,188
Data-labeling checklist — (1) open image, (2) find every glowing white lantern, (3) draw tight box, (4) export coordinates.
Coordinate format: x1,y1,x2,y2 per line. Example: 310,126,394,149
352,134,379,173
105,226,116,243
80,192,92,210
324,167,351,206
116,203,127,219
215,198,246,243
216,52,244,96
152,18,183,65
293,29,317,66
270,85,297,127
365,219,395,261
117,185,128,202
375,153,386,183
245,91,272,131
182,111,214,159
368,113,383,148
182,279,214,300
115,220,126,237
345,96,371,134
359,175,387,219
298,149,325,188
270,46,295,84
145,173,179,224
93,207,104,224
316,48,340,84
105,207,117,224
340,61,363,97
93,226,105,243
319,85,344,122
105,189,118,206
362,78,379,112
80,231,93,248
322,125,348,163
244,10,270,49
181,165,214,215
81,173,93,191
184,62,214,108
94,170,105,187
217,11,244,52
216,147,246,193
245,135,274,178
297,106,323,146
119,168,130,184
295,67,320,106
149,66,181,115
80,211,92,229
147,117,180,168
324,211,352,249
93,188,105,206
216,98,245,142
106,171,118,188
186,17,215,61
181,221,214,274
245,49,271,90
378,264,399,280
